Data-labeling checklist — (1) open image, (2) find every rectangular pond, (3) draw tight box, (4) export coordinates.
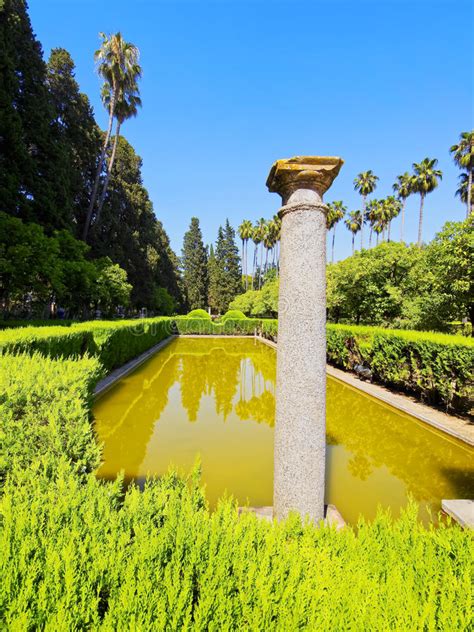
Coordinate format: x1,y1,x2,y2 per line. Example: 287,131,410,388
94,337,473,525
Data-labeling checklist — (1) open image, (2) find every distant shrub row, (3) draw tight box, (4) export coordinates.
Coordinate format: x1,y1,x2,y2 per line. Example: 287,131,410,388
0,351,471,629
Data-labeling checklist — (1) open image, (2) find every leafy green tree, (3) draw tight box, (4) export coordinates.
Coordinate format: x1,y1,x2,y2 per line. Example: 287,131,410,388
345,210,363,254
450,131,474,217
90,136,181,311
152,287,175,315
54,230,98,317
327,201,346,262
83,32,142,241
392,172,412,243
0,213,61,313
181,217,208,310
94,257,132,314
402,217,474,330
353,171,378,249
411,158,443,246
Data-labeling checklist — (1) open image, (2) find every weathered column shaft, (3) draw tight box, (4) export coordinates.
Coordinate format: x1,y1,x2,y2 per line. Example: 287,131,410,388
266,156,343,523
274,202,327,521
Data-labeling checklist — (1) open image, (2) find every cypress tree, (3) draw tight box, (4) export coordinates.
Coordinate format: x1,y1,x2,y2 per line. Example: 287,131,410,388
0,0,71,231
207,243,219,314
181,217,208,310
213,220,242,313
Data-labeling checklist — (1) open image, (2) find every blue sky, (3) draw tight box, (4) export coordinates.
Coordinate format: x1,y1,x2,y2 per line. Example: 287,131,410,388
30,0,472,259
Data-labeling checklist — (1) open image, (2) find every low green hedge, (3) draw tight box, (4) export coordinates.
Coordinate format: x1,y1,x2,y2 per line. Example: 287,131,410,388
220,309,247,322
73,318,171,371
326,324,474,413
0,326,95,359
186,309,211,319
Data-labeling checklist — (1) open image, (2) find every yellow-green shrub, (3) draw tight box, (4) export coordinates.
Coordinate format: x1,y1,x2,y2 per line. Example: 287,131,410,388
0,462,471,631
0,353,102,483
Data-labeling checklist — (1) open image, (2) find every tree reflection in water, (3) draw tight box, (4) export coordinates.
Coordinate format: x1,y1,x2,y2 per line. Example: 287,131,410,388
94,338,473,523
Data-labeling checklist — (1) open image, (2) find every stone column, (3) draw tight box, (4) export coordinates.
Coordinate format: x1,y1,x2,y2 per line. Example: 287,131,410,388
266,156,343,523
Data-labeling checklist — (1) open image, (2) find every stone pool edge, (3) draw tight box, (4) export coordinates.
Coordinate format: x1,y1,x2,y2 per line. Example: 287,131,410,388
256,335,474,447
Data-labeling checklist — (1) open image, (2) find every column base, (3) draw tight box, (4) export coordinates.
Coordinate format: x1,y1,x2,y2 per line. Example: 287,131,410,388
238,505,346,529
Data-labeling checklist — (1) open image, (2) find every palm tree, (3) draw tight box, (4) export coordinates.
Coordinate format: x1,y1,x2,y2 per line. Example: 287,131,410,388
456,172,474,208
82,32,141,242
411,158,443,246
238,220,253,290
254,218,267,289
353,170,378,250
450,131,474,217
392,172,412,243
95,83,141,226
251,223,263,289
365,199,380,247
384,196,402,242
326,201,346,262
345,210,362,255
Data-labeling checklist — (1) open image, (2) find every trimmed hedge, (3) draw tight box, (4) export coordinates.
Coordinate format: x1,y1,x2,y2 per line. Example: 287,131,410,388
186,309,211,319
0,326,95,359
73,319,171,370
220,309,247,322
326,324,474,413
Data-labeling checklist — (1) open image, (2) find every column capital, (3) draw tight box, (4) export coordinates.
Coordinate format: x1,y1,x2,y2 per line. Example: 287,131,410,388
266,156,343,206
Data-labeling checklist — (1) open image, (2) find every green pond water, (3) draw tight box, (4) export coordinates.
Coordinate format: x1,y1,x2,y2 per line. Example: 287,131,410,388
94,337,474,525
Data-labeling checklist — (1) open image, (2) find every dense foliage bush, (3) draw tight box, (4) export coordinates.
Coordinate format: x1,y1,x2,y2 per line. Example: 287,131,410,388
1,461,471,631
186,309,212,319
0,353,102,483
220,309,247,321
0,326,95,358
73,319,171,370
326,324,474,413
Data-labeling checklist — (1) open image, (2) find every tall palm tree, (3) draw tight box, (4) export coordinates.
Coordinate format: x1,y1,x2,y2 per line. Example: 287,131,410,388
411,158,443,246
353,170,378,250
271,214,281,275
384,196,402,242
392,172,412,243
95,83,141,225
238,220,253,290
450,131,474,217
455,172,474,208
365,199,380,247
251,223,263,289
82,32,141,242
326,201,346,262
345,210,362,255
254,218,267,289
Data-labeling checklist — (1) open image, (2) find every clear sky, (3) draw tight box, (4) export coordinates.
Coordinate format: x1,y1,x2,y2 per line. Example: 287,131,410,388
29,0,473,259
